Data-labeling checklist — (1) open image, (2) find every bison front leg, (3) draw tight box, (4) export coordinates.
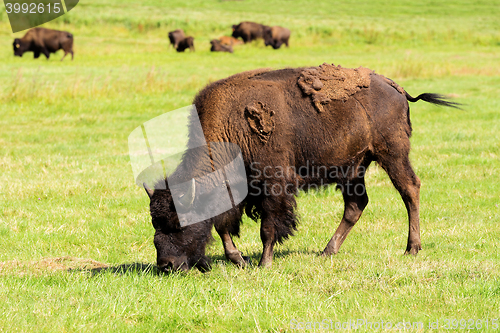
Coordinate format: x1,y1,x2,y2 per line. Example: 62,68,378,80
215,226,247,268
322,178,369,256
259,186,298,267
39,47,50,59
259,216,276,268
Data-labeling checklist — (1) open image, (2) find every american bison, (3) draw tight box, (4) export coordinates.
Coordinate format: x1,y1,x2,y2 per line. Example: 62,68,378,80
210,39,233,53
219,36,243,46
145,63,459,272
168,29,185,49
232,21,266,43
263,26,290,49
176,36,195,52
13,27,74,61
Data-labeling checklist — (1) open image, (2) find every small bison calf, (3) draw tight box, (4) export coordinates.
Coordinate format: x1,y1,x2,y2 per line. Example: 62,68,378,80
210,39,233,53
218,36,243,47
13,27,74,61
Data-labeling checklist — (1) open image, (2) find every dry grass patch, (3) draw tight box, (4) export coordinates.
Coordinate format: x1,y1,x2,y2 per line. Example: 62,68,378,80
0,256,109,276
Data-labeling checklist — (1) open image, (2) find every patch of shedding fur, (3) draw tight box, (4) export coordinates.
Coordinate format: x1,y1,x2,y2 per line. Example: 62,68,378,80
298,63,373,112
245,101,276,143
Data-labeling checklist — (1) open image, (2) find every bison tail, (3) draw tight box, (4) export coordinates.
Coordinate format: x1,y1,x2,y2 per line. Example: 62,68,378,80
405,92,462,109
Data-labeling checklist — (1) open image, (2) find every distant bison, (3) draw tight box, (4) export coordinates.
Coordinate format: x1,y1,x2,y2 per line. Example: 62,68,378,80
176,36,195,52
13,27,74,61
232,21,266,43
168,29,185,49
210,39,233,53
263,26,290,49
219,36,243,47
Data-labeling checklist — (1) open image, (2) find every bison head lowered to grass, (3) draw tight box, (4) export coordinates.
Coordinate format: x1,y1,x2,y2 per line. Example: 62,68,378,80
144,63,460,273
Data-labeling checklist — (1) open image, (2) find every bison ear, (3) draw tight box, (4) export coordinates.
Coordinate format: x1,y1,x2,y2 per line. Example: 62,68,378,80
143,183,154,199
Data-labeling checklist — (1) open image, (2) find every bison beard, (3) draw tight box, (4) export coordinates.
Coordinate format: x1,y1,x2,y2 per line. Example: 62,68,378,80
146,64,460,273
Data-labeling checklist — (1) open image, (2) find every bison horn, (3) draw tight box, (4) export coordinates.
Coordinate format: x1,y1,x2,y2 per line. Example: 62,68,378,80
178,179,196,209
143,183,154,199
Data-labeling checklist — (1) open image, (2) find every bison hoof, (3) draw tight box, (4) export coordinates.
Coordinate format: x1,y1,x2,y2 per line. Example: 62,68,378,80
404,244,422,256
226,251,248,268
258,258,273,268
320,249,337,257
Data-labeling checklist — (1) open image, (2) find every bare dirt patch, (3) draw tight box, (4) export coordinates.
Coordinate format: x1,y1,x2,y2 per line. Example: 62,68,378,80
0,256,109,276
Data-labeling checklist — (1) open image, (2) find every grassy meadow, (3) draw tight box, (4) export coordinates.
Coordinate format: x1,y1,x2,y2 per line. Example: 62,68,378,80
1,0,500,331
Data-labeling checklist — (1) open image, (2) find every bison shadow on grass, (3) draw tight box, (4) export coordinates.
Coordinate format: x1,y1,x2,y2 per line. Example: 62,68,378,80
77,249,318,276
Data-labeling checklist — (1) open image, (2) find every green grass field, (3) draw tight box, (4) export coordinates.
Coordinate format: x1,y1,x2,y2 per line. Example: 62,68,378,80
1,0,499,331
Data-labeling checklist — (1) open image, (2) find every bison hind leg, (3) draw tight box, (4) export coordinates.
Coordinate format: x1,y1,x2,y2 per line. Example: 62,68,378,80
378,154,422,255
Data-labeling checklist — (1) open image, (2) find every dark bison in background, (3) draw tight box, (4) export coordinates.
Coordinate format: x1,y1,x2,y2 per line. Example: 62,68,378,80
168,29,185,49
176,36,195,52
145,63,459,272
13,27,74,61
263,26,290,49
210,39,233,53
232,21,266,43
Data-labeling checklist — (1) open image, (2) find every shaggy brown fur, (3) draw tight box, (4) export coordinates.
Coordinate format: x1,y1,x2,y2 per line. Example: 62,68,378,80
232,22,266,43
176,36,195,52
245,101,276,143
219,36,244,46
210,39,233,53
168,29,185,49
298,63,372,112
263,26,291,49
147,65,459,272
13,27,74,61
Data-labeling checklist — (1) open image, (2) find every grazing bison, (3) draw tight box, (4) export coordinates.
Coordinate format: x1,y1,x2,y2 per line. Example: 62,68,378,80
232,21,266,43
219,36,243,46
13,27,74,61
176,36,195,52
168,29,185,49
263,26,290,49
210,39,233,53
145,63,459,272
